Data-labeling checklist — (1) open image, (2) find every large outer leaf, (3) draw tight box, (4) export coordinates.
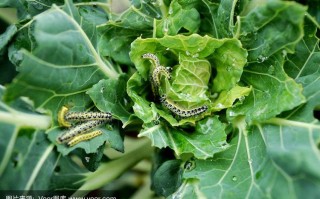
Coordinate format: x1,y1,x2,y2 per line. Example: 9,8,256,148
0,130,57,190
0,87,69,191
5,2,118,114
237,1,306,62
228,53,306,123
172,121,320,199
3,2,121,154
168,15,320,199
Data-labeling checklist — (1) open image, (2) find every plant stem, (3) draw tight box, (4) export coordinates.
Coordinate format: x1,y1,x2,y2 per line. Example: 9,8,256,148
71,138,153,197
0,111,51,129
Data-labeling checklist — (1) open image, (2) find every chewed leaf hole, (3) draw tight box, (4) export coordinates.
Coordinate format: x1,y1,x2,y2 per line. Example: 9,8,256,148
255,170,262,180
54,165,61,173
232,176,237,182
11,152,20,168
313,109,320,120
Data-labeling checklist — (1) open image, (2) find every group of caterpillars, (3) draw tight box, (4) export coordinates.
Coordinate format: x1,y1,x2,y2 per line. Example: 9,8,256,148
142,53,208,118
57,106,112,147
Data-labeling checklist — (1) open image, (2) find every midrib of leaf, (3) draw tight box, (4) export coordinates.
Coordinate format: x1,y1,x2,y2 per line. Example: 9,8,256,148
22,49,98,69
243,127,262,198
216,130,241,185
0,126,19,176
24,143,55,192
264,117,320,130
0,110,51,129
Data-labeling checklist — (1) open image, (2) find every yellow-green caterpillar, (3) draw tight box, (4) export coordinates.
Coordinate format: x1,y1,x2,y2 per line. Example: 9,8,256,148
67,130,103,147
58,106,72,127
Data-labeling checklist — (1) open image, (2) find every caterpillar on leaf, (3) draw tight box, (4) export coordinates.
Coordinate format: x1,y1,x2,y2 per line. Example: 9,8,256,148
67,130,103,147
57,120,105,143
160,95,208,118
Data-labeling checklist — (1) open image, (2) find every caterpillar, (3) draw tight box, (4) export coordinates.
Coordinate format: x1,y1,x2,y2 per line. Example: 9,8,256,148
57,120,105,143
142,53,160,67
160,95,208,118
152,65,171,87
67,130,103,147
58,106,72,127
65,112,112,122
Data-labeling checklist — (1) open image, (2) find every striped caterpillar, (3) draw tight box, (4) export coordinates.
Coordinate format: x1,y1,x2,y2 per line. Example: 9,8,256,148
65,111,112,122
160,95,208,118
67,130,102,147
142,53,160,67
57,120,105,143
58,106,112,127
142,53,171,96
152,65,171,87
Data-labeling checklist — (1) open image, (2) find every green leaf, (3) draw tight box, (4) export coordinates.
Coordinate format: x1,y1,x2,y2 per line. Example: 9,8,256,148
167,15,320,199
196,0,236,38
155,0,200,37
0,129,57,190
78,5,109,26
170,54,210,96
282,16,320,120
139,116,229,159
5,3,120,124
0,25,17,52
236,1,306,62
81,144,105,172
212,85,251,111
228,53,306,123
152,159,183,197
172,119,320,199
97,1,158,65
0,0,64,21
49,155,88,190
87,75,133,127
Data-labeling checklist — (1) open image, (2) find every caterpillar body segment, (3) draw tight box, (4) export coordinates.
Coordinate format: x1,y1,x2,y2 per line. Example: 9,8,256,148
67,130,103,147
152,65,171,87
57,120,105,143
160,95,208,118
142,53,160,67
58,106,72,127
65,112,112,122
